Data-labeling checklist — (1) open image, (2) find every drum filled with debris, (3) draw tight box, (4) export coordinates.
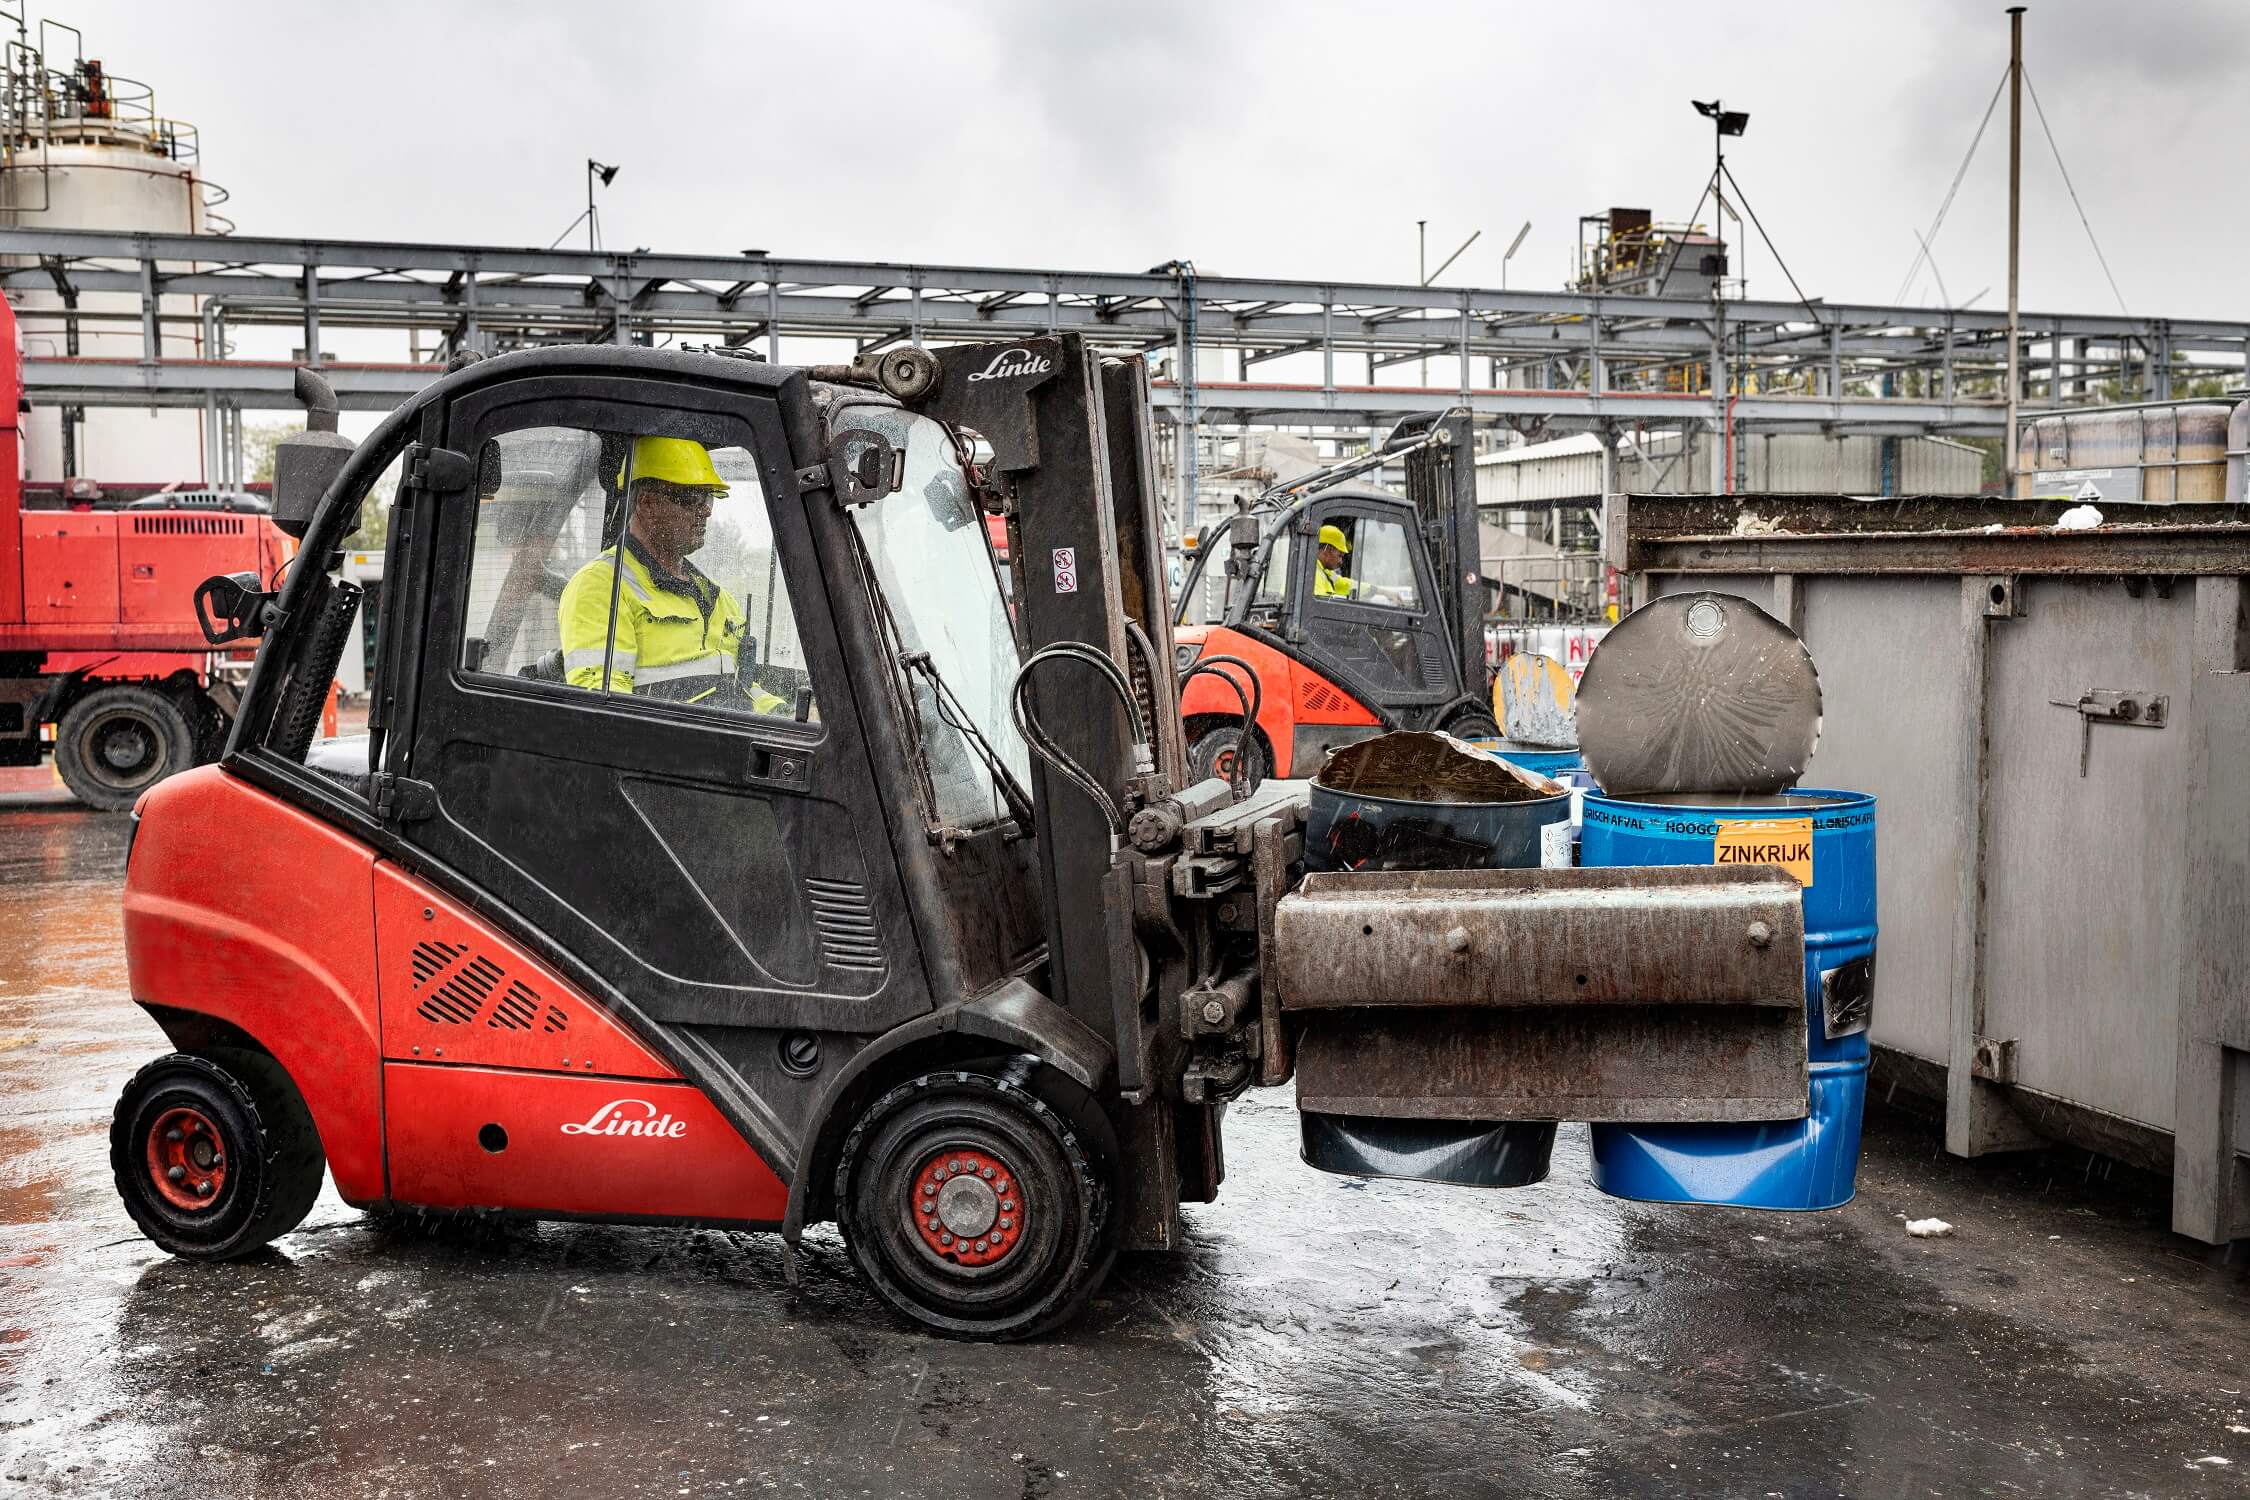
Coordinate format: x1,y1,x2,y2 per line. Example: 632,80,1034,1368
1305,731,1571,874
1298,729,1569,1187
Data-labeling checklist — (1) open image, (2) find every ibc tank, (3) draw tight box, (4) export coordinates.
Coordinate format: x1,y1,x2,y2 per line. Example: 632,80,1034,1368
2015,403,2231,503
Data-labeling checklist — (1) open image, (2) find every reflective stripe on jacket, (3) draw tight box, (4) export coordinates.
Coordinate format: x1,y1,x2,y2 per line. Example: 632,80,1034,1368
558,538,782,713
1314,565,1356,599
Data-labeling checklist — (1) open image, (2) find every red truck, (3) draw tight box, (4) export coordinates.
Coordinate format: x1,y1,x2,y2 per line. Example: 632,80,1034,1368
0,294,294,809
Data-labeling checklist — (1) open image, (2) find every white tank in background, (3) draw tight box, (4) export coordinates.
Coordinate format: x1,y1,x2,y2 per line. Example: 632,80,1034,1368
0,28,230,485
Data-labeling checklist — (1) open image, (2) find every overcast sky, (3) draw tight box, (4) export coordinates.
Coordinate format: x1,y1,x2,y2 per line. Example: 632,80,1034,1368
51,0,2250,322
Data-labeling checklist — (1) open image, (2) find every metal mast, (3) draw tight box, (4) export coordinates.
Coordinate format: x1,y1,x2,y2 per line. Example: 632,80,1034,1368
2005,6,2025,490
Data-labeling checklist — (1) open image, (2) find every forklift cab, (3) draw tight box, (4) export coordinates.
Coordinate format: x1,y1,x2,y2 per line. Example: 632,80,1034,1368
1174,479,1493,781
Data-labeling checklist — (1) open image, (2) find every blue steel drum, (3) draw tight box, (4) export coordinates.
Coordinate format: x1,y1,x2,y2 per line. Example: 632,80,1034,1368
1465,738,1584,778
1579,787,1876,1210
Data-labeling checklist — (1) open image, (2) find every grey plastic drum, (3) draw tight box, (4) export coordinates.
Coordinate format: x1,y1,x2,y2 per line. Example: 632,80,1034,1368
1576,591,1822,796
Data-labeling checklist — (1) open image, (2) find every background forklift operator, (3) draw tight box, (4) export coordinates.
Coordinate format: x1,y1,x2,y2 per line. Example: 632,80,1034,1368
557,435,787,714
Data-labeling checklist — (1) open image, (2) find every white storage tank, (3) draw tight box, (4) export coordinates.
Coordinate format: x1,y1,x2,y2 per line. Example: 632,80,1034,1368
0,45,226,485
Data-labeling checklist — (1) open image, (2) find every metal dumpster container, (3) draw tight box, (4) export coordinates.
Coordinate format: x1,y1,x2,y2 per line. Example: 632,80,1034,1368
1608,491,2250,1244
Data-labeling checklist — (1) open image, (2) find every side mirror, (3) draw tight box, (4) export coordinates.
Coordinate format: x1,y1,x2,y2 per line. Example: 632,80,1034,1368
271,366,356,540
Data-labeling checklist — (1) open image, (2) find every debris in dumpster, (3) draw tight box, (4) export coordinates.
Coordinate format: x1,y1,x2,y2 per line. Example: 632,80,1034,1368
1576,591,1822,797
1305,731,1569,872
2055,503,2104,530
1906,1218,1955,1238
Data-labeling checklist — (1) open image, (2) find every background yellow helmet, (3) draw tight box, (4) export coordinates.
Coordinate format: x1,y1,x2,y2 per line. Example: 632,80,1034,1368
1317,523,1351,554
619,436,728,496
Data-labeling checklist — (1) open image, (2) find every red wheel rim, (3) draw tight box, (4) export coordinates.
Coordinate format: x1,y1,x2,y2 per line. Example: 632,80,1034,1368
145,1105,227,1211
909,1147,1025,1268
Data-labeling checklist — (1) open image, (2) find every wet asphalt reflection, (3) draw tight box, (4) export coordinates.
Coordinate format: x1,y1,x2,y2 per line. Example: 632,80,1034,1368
1,790,2245,1498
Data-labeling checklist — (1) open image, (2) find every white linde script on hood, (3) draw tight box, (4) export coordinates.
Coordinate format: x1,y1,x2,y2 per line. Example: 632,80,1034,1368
559,1098,688,1138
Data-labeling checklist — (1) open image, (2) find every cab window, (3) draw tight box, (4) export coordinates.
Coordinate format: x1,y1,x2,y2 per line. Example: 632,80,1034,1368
1312,516,1421,611
455,425,817,722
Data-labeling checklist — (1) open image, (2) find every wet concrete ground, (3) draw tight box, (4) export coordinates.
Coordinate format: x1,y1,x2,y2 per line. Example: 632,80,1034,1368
1,780,2246,1498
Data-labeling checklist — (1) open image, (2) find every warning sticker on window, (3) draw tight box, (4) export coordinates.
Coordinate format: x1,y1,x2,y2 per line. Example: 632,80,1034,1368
1713,817,1814,886
1052,547,1078,594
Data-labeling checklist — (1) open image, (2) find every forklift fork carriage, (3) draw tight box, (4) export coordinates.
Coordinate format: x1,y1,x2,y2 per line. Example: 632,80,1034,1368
109,334,1810,1339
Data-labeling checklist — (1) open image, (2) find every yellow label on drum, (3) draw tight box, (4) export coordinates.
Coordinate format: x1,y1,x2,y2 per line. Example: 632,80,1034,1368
1714,817,1814,886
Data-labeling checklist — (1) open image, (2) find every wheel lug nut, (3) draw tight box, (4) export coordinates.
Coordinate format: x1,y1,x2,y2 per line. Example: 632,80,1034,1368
926,1218,940,1232
999,1216,1012,1228
973,1240,987,1253
939,1234,953,1247
980,1167,994,1180
164,1129,182,1143
165,1166,185,1182
947,1159,962,1172
1000,1199,1015,1212
194,1180,213,1197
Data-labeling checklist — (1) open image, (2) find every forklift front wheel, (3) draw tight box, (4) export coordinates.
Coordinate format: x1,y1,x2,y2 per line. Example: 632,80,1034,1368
1188,724,1269,787
110,1052,327,1261
834,1065,1113,1341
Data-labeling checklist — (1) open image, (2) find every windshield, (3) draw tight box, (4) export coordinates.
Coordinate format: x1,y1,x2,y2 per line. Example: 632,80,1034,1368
842,403,1032,831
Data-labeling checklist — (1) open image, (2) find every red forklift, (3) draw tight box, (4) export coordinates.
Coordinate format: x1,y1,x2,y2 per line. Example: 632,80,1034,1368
109,338,1816,1338
0,292,295,808
1171,410,1498,782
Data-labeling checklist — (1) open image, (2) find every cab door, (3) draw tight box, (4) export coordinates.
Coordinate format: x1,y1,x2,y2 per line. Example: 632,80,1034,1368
384,371,927,1039
1292,498,1459,718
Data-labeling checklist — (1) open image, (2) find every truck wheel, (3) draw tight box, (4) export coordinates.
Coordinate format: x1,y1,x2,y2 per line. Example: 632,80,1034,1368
110,1052,327,1260
55,686,195,811
1188,724,1268,786
835,1064,1114,1341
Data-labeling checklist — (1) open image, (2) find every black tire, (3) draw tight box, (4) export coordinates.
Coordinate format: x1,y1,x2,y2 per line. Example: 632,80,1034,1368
1441,707,1502,742
110,1052,327,1260
55,685,196,811
834,1063,1115,1341
1187,724,1268,787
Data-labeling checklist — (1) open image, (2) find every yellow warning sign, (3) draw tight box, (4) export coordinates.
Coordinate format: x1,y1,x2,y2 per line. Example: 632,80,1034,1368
1714,817,1814,886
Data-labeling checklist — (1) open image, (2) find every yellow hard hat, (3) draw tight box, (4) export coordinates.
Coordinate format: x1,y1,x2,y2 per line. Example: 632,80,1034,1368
618,436,728,496
1317,523,1351,554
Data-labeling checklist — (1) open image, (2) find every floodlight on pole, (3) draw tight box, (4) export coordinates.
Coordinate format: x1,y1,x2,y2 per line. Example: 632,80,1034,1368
586,158,622,252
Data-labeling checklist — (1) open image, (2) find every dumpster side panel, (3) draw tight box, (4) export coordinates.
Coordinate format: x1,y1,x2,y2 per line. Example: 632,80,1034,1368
1982,580,2195,1130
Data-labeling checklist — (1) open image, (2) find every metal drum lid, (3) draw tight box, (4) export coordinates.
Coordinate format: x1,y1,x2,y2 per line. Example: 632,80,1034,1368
1575,591,1822,796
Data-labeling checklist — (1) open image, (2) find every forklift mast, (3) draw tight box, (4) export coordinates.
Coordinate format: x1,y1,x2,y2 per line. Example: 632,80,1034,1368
1395,409,1490,697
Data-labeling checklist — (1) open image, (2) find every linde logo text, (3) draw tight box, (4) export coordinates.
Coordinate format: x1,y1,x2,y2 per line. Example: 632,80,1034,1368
559,1098,688,1139
967,348,1052,383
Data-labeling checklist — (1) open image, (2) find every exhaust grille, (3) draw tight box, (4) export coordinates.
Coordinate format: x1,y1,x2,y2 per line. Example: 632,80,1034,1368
805,877,886,973
410,940,569,1032
1301,680,1343,714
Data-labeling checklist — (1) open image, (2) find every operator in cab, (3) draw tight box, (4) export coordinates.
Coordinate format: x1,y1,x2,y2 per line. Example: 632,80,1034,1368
558,436,786,714
1313,523,1356,598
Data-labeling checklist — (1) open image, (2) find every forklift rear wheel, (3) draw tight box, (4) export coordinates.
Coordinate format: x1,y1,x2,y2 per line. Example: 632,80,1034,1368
1188,725,1268,787
835,1065,1113,1341
55,686,195,811
110,1051,327,1260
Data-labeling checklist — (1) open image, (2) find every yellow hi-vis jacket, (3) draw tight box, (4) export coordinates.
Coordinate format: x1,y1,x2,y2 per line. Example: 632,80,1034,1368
558,537,784,713
1314,564,1356,598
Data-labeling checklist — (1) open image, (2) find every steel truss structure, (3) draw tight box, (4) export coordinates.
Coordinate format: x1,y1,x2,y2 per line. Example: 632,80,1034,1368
3,225,2245,452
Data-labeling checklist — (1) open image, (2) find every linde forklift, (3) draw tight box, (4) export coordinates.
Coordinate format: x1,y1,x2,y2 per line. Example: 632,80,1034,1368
1171,410,1500,782
109,336,1814,1339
